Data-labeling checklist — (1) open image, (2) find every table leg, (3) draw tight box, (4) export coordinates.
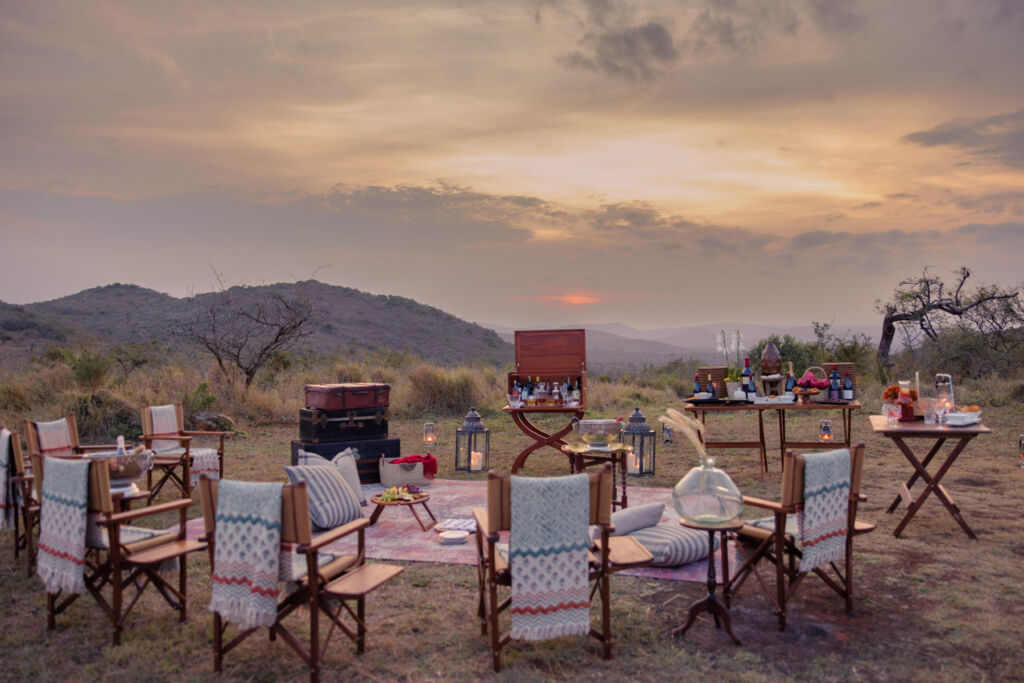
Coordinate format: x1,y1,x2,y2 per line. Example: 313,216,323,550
617,452,628,510
408,501,437,532
510,412,580,473
891,436,977,540
777,410,787,464
887,438,945,513
369,504,384,525
672,529,741,645
842,408,853,447
757,411,767,477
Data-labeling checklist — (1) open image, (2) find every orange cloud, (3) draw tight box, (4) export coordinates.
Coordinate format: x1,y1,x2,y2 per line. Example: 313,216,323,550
538,293,604,306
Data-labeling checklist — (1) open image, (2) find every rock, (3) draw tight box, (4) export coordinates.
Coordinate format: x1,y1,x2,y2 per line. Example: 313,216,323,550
190,411,236,432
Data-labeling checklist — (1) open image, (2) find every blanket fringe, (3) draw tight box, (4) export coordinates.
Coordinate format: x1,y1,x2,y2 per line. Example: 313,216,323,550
209,596,278,630
511,622,590,641
37,564,85,596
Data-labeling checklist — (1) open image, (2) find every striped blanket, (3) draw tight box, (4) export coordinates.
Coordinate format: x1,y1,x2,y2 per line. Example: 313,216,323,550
798,448,851,573
509,473,591,641
0,429,15,530
210,480,283,629
37,457,91,594
150,405,219,487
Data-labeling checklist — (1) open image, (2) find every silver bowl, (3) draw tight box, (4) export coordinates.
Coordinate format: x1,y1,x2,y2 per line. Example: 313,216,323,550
87,449,153,487
572,418,623,447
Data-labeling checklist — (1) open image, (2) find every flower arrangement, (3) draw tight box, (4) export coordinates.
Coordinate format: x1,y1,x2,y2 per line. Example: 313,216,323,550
725,366,743,382
795,371,829,390
882,385,919,402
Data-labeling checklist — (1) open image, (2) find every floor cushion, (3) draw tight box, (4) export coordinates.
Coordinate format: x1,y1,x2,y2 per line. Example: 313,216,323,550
627,523,717,567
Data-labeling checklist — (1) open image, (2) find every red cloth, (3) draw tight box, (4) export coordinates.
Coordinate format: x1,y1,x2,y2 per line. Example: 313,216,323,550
391,454,437,479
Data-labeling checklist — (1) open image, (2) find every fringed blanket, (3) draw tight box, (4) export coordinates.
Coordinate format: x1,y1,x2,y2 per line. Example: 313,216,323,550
37,457,90,594
798,448,851,573
150,404,219,487
0,429,15,530
36,418,74,457
391,454,437,479
509,473,591,641
210,480,283,630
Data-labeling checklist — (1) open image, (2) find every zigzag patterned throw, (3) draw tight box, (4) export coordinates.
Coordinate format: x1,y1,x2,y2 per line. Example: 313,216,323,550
0,429,14,530
149,405,220,487
509,473,591,641
37,457,90,594
210,480,283,629
798,448,851,573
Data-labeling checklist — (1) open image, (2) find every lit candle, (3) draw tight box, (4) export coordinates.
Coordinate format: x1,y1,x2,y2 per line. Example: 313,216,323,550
470,451,482,471
915,371,920,399
628,452,640,474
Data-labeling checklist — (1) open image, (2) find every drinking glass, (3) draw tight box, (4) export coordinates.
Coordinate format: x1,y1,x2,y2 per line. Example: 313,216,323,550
920,397,937,425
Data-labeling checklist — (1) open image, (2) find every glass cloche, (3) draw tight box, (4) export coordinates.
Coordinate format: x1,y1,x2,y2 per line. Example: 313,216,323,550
672,456,743,526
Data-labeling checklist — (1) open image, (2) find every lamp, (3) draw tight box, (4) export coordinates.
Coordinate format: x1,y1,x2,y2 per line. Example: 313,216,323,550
455,407,489,472
423,422,437,455
818,419,833,444
623,406,656,476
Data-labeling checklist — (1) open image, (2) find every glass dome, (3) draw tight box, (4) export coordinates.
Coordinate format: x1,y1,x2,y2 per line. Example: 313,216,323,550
672,456,743,526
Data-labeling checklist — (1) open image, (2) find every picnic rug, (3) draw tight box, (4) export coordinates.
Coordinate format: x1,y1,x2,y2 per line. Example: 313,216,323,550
181,479,736,583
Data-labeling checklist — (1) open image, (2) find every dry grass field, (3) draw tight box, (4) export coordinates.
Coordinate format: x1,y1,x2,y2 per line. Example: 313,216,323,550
2,362,1023,681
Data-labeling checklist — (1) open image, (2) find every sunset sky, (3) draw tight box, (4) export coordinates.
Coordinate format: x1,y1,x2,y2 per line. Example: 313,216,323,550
2,1,1022,331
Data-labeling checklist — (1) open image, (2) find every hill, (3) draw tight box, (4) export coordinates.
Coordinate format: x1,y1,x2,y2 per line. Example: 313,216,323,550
0,281,511,367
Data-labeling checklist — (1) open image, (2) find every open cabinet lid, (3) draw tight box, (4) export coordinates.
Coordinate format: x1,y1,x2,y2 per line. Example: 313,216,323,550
514,329,586,373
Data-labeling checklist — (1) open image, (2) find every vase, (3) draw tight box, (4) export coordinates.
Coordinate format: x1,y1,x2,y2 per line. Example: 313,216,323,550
761,341,782,375
672,456,743,526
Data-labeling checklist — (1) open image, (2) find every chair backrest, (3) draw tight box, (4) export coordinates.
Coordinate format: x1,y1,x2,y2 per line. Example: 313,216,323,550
24,415,80,456
7,427,27,477
141,404,185,451
198,477,314,546
482,468,612,535
696,366,728,396
780,443,866,513
29,452,114,515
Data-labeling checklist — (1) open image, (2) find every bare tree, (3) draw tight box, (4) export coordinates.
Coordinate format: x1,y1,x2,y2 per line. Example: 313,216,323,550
178,277,320,393
874,266,1021,376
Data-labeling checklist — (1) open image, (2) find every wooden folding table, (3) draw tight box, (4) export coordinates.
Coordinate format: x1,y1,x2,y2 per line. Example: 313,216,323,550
775,401,861,462
504,405,585,474
869,415,990,540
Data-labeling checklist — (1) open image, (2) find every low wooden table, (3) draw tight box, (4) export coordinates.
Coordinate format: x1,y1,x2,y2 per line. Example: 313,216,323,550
672,519,742,645
563,443,630,510
368,493,437,532
503,405,585,473
869,415,990,540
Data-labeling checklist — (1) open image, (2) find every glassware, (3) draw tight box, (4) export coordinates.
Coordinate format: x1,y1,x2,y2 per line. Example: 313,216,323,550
883,402,899,425
672,456,743,526
934,374,955,423
920,397,937,424
422,422,437,453
897,380,915,422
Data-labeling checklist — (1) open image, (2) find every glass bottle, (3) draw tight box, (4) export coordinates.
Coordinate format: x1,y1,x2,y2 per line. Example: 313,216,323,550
842,372,854,401
693,373,702,396
830,365,841,401
897,380,915,422
707,374,716,399
672,456,743,526
785,371,796,393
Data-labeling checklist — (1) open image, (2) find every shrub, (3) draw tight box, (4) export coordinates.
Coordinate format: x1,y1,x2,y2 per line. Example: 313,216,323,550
0,385,30,412
335,362,367,383
403,365,479,417
183,382,218,415
73,390,141,441
70,349,112,391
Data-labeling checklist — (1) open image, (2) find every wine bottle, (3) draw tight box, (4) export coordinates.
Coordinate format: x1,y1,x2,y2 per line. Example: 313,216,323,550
707,373,716,399
785,372,796,393
829,365,841,401
746,373,757,399
741,356,754,399
843,372,854,401
693,373,702,395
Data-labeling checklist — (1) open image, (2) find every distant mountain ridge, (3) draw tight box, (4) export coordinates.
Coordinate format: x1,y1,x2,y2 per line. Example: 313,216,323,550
0,281,511,367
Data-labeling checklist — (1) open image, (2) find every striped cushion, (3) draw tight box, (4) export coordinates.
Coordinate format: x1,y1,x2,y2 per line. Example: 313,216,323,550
296,447,366,505
627,524,715,567
284,465,363,530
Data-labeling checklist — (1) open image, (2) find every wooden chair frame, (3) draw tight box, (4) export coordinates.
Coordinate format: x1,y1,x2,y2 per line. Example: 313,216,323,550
141,403,231,500
7,430,40,577
198,477,402,683
473,465,653,672
30,453,207,645
726,443,875,630
24,414,116,456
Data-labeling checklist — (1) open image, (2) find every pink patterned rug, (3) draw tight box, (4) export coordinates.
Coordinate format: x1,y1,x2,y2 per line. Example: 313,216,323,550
184,479,736,583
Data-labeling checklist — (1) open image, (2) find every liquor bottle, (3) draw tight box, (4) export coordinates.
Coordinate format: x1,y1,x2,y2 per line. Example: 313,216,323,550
707,374,716,399
741,357,754,399
552,381,561,405
572,377,581,402
842,372,854,401
513,378,521,399
527,377,536,406
746,373,758,399
785,372,796,393
829,365,841,401
693,374,702,395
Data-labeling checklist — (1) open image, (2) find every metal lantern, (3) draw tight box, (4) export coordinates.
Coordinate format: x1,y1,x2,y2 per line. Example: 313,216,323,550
623,406,656,476
423,422,437,454
818,419,834,444
455,407,489,472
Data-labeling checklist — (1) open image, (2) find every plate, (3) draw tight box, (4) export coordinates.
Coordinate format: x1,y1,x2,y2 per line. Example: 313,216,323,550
944,412,981,427
439,530,469,545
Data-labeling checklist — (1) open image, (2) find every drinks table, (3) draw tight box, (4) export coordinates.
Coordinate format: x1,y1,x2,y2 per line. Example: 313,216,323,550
563,443,630,510
368,493,437,532
672,519,742,645
503,405,585,474
869,415,990,540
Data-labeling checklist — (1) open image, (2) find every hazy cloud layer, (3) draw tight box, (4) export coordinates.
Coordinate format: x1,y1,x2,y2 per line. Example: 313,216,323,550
903,109,1024,170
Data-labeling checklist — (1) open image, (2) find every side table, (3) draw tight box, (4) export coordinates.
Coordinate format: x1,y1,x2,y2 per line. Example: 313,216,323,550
368,493,436,532
672,519,742,645
563,443,630,510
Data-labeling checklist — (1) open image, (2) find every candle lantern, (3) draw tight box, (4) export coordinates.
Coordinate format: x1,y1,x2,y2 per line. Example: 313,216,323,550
623,406,656,476
662,424,673,444
818,419,834,444
423,422,437,454
455,407,489,472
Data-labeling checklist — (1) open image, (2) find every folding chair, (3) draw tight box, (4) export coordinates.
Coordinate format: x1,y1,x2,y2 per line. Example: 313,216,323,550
726,443,875,630
4,428,40,576
473,465,652,671
31,453,207,645
199,477,403,682
24,413,116,457
141,403,231,500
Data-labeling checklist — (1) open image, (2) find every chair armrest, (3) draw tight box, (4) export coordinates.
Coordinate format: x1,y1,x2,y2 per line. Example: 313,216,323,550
182,430,232,438
303,517,370,551
76,444,119,452
10,474,33,485
140,434,192,444
857,493,867,502
473,507,489,533
742,495,792,513
103,497,193,525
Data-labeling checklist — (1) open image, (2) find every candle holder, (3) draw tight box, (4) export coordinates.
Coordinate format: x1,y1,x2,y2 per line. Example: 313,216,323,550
623,406,656,475
423,422,437,455
455,408,489,472
818,419,833,444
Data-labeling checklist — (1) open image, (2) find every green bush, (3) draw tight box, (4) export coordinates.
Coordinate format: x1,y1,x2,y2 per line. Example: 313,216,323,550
183,382,218,415
404,365,479,417
0,385,30,412
70,349,112,391
73,391,141,441
335,362,367,383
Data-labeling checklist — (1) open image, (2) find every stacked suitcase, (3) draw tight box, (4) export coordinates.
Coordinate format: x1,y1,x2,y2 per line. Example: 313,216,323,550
291,383,400,484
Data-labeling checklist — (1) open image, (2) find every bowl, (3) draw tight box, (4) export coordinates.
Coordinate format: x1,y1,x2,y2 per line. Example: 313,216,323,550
439,530,469,545
574,419,623,447
87,448,153,487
